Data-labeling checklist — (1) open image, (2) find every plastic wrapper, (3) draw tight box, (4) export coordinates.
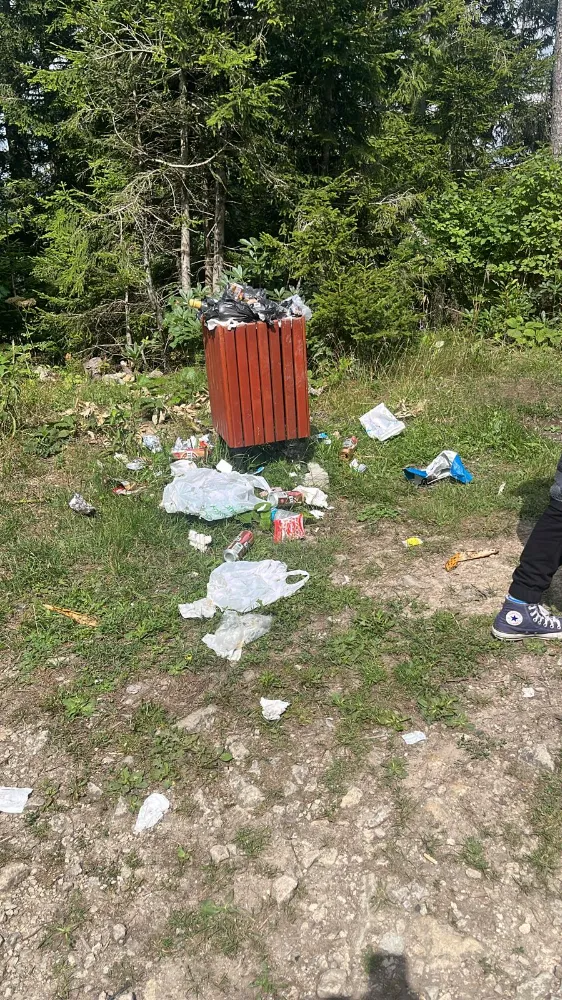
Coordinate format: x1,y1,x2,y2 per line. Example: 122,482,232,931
161,465,269,521
69,493,96,516
134,792,170,833
403,450,473,486
260,698,290,721
142,434,162,453
202,610,272,661
0,787,32,814
360,403,405,442
272,510,305,542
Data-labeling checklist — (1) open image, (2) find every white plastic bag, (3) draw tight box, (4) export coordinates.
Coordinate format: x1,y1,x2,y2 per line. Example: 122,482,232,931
202,610,272,661
260,697,290,721
207,560,309,613
161,465,269,521
179,597,217,619
360,403,405,442
0,787,33,814
134,792,170,833
297,485,329,508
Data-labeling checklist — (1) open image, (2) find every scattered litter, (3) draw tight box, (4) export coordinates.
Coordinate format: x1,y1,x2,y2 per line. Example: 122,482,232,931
401,730,427,745
297,485,329,508
309,385,325,397
161,464,269,521
260,697,290,722
498,482,506,495
266,488,304,507
444,548,499,572
224,529,254,562
522,686,535,699
171,436,210,460
309,509,326,519
142,434,162,453
192,282,311,330
114,452,128,464
349,458,367,473
134,792,170,833
68,492,96,517
112,481,146,496
0,787,32,814
43,604,98,627
395,400,427,420
360,403,405,442
126,458,146,472
188,529,212,553
272,510,306,542
178,597,217,619
340,436,358,460
403,537,423,548
316,432,331,445
202,610,272,661
179,560,309,617
404,450,473,487
302,462,329,490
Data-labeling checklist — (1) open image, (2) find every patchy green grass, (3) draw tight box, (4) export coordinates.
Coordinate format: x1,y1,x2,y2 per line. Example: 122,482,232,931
461,836,493,875
164,899,249,957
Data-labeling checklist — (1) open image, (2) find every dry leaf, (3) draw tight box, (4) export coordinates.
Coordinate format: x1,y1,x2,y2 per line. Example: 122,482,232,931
43,604,98,627
445,548,499,572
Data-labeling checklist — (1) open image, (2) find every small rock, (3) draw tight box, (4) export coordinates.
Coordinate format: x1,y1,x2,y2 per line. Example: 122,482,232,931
125,683,144,696
226,740,250,762
113,797,129,818
379,932,405,955
531,744,555,772
522,686,535,699
176,704,217,733
516,972,554,999
465,868,483,880
317,969,348,998
210,845,230,864
86,782,103,800
518,922,531,935
112,923,127,944
272,874,298,905
340,786,363,808
0,864,29,893
318,848,338,866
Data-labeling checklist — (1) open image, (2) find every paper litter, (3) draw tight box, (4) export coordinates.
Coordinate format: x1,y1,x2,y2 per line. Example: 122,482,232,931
0,787,33,814
296,485,329,508
216,458,233,474
404,450,473,487
134,792,170,833
202,610,272,661
126,458,146,471
349,458,367,473
522,686,535,699
142,434,162,453
188,529,212,553
401,731,427,746
309,509,326,519
302,462,329,490
68,493,96,516
260,697,290,722
360,403,405,442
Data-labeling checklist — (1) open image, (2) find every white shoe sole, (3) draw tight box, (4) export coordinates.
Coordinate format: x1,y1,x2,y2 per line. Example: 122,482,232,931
492,627,562,641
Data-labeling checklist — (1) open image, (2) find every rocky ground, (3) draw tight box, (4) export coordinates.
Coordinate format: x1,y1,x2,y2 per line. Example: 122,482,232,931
2,527,562,1000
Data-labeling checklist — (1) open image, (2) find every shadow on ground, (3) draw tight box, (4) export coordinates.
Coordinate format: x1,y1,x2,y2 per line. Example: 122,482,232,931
327,953,421,1000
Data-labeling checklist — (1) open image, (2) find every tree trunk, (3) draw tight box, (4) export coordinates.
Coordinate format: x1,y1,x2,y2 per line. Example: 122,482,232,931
124,285,132,348
212,166,226,292
143,239,162,328
179,69,191,293
552,0,562,156
204,174,214,289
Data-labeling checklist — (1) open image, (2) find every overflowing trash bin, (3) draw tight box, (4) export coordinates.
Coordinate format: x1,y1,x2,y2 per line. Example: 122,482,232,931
195,284,311,448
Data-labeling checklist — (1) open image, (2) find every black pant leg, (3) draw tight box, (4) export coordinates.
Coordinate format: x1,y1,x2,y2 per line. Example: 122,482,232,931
511,500,562,602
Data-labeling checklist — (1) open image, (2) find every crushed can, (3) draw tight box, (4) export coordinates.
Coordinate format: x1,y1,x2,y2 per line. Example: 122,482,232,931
340,436,358,461
223,529,254,562
267,488,304,507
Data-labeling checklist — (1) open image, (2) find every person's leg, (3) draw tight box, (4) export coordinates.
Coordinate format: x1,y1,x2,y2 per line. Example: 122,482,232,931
493,454,562,639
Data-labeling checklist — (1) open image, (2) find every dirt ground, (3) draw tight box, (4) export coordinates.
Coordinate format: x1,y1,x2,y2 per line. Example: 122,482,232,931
3,517,562,1000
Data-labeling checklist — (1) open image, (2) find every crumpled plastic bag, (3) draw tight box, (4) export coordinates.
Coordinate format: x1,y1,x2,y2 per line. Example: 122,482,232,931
260,697,290,721
179,559,309,617
207,560,309,613
297,485,329,508
360,403,405,441
0,787,33,814
202,610,272,661
403,450,473,486
161,465,269,521
134,792,170,833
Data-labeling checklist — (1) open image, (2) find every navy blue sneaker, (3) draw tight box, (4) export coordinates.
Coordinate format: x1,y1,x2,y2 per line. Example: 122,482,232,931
492,596,562,641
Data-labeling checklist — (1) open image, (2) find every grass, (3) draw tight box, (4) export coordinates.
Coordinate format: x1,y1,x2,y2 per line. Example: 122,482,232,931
165,899,249,957
235,826,271,858
461,836,492,875
527,755,562,881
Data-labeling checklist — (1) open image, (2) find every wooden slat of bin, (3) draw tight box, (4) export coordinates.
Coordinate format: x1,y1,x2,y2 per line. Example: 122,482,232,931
268,322,286,441
235,326,254,445
221,325,245,447
245,323,265,444
281,318,297,439
291,316,310,439
257,322,275,442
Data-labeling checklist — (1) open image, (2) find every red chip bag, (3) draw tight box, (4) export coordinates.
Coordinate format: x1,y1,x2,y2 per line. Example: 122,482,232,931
273,511,305,542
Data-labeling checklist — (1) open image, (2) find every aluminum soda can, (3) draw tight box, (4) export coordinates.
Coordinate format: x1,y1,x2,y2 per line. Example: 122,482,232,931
223,529,254,562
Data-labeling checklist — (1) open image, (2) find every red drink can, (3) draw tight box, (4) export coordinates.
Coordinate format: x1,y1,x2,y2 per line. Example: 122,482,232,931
223,529,254,562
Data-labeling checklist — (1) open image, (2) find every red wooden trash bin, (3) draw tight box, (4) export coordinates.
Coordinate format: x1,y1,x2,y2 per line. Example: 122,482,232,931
203,316,311,448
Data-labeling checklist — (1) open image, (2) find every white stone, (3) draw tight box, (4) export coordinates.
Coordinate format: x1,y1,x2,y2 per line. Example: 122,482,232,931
210,845,230,864
176,704,217,732
317,969,347,998
518,922,531,935
340,786,363,808
379,932,405,955
532,744,555,771
465,868,483,880
272,875,298,904
112,923,127,944
522,686,535,698
318,848,338,866
86,782,103,800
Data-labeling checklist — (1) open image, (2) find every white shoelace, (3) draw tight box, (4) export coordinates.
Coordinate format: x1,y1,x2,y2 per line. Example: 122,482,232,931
531,604,562,629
